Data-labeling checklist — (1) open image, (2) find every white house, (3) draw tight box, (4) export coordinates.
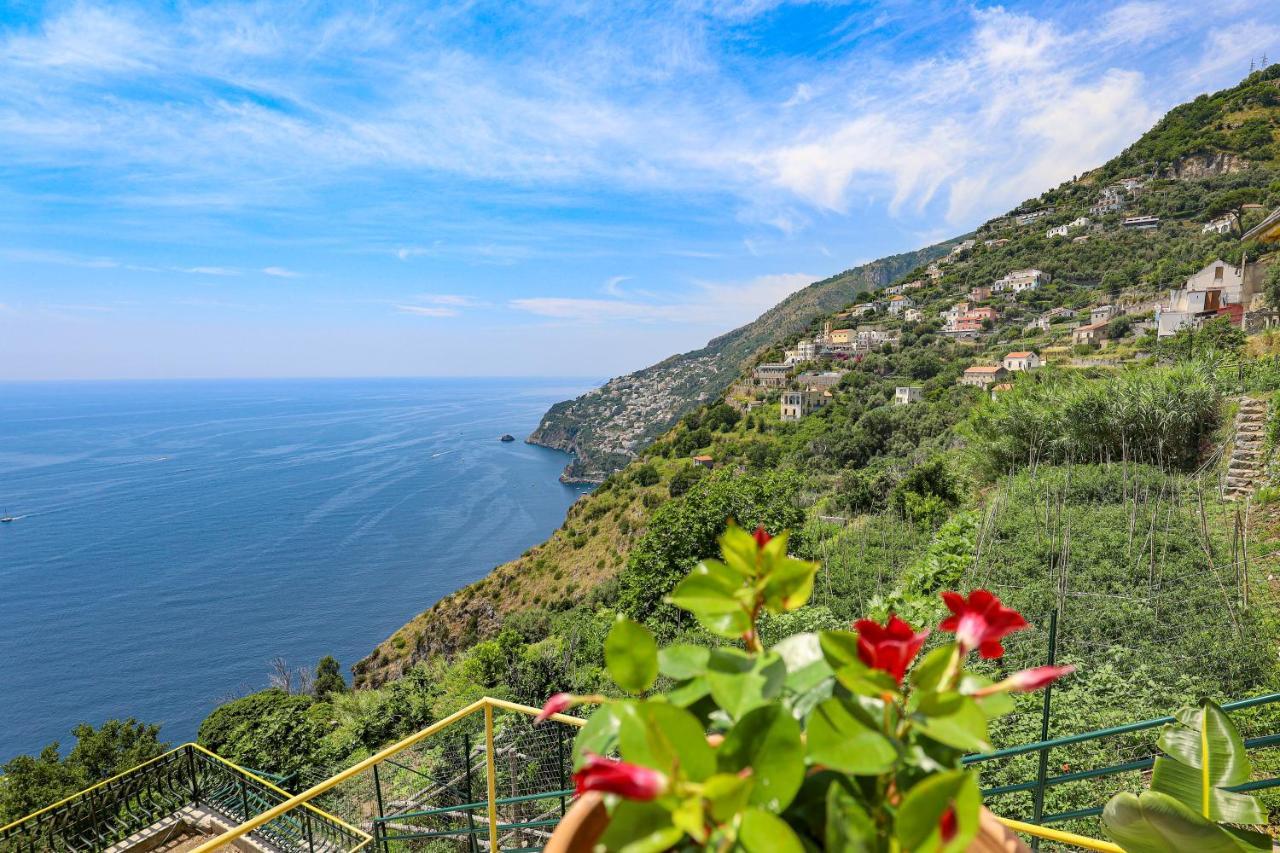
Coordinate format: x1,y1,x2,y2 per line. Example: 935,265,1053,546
1047,224,1071,238
753,363,791,388
1015,208,1054,226
886,294,915,315
959,365,1009,388
894,386,923,405
1185,259,1246,304
1122,215,1160,230
1091,305,1117,325
1203,216,1235,235
885,284,904,295
993,269,1049,294
796,371,844,391
783,339,818,364
903,308,923,323
1002,351,1042,372
780,389,828,422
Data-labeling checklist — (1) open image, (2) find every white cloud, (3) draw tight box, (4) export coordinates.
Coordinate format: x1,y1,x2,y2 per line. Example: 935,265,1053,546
1097,2,1179,45
511,271,813,327
397,304,458,317
181,266,240,276
263,266,301,278
603,275,630,296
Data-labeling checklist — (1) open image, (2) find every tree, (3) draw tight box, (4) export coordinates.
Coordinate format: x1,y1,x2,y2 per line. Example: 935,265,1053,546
314,656,347,700
631,463,660,487
198,689,325,776
66,719,166,781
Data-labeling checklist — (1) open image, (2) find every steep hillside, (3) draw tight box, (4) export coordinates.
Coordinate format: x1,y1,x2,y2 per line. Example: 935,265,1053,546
354,66,1280,689
527,245,954,481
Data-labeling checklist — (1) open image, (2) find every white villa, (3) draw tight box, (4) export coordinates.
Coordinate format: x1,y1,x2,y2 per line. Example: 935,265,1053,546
1002,351,1042,372
993,269,1049,294
894,386,923,405
886,294,915,315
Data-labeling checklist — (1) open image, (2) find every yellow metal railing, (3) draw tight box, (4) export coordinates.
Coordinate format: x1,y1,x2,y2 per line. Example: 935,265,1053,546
185,695,1122,853
190,696,584,852
0,742,370,851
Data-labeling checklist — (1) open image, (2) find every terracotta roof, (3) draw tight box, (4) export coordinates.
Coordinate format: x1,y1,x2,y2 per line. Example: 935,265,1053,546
1005,351,1036,358
965,365,1005,374
692,455,713,462
1075,320,1109,331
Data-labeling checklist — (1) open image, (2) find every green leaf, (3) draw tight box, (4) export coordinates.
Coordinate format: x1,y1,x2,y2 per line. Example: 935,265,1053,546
667,559,752,639
806,697,897,775
605,617,659,694
670,796,707,843
658,644,711,680
759,554,820,613
1150,700,1265,825
706,649,786,719
824,783,877,853
738,807,805,853
913,693,991,753
572,703,623,768
1102,791,1270,853
617,700,716,782
783,659,835,720
717,705,805,812
910,645,957,692
895,769,981,853
719,523,762,577
833,659,900,698
1158,701,1252,787
1151,757,1266,825
702,773,754,823
819,629,861,670
598,800,684,853
666,675,712,708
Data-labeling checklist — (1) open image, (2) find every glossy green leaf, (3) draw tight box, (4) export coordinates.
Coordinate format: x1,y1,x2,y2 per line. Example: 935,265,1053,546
824,782,877,853
718,704,805,811
910,645,957,692
759,554,820,613
670,796,707,843
572,703,623,767
913,692,991,753
706,649,786,719
806,697,897,775
1102,790,1270,853
657,643,710,680
666,674,711,708
833,659,900,698
1158,701,1252,787
617,700,716,782
719,523,762,577
819,629,861,670
598,800,684,853
667,559,752,639
896,769,980,853
738,807,805,853
1151,757,1266,825
605,616,659,694
702,773,754,823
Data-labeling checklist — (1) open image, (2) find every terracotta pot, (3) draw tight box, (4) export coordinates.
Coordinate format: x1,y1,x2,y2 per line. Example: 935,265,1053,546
544,793,1029,853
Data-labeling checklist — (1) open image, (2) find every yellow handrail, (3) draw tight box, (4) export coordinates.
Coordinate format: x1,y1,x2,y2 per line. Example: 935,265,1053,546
997,817,1124,853
0,741,369,846
190,695,582,852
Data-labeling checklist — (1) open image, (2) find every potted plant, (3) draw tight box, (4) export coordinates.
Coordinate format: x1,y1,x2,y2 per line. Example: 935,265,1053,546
538,523,1075,851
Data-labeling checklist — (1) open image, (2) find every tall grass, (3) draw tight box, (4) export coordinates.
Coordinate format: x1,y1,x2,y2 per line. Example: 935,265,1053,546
964,363,1221,478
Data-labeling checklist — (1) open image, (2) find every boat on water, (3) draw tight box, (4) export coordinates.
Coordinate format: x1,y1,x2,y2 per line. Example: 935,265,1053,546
0,511,16,523
499,434,515,442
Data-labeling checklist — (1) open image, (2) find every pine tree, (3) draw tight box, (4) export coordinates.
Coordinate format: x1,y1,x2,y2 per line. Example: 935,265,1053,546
314,656,347,699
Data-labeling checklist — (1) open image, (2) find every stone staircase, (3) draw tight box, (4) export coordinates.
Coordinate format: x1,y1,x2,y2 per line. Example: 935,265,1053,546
1225,396,1270,500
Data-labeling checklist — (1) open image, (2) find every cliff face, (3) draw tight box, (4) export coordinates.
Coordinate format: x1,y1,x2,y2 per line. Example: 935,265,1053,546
526,244,956,481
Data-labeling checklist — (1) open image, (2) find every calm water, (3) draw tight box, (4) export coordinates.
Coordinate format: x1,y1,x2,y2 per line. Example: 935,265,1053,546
0,378,592,761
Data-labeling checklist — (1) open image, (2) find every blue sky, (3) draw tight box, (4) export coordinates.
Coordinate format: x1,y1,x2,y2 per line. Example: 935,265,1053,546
1,1,1278,380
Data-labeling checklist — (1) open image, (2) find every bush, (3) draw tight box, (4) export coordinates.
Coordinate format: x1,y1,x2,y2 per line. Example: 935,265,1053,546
667,464,706,497
631,463,660,487
198,690,325,776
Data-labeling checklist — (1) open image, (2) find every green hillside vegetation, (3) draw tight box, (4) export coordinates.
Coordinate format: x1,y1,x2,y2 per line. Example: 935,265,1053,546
7,67,1280,837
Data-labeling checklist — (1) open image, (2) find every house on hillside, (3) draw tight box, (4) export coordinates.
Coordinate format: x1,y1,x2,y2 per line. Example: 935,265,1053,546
1185,259,1247,304
885,284,904,295
1122,215,1160,230
904,308,923,323
780,389,829,422
926,263,943,280
848,302,879,317
753,363,791,388
902,279,925,290
959,365,1009,388
1015,208,1054,226
784,339,818,364
886,294,915,315
1073,321,1109,345
1203,215,1236,235
1003,351,1042,372
969,285,992,302
992,269,1049,294
1091,187,1127,216
796,371,844,391
1091,305,1117,325
894,386,923,405
692,455,715,469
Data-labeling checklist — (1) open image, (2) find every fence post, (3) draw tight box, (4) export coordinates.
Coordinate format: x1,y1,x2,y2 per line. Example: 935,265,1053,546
1030,608,1059,850
238,775,250,822
186,746,200,805
303,807,316,853
465,733,479,853
557,728,568,817
485,702,500,853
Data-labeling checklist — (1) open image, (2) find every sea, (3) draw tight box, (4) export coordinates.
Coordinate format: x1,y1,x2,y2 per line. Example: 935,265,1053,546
0,378,594,762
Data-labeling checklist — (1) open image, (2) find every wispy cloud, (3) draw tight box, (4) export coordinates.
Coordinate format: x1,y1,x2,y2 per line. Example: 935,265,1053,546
262,266,301,278
180,266,240,276
397,304,458,317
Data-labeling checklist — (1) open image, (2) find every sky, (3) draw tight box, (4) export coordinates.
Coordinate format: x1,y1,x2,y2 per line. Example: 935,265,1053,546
1,1,1278,381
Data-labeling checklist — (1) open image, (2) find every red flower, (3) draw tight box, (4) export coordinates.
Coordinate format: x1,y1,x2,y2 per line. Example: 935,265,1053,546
753,525,772,549
939,590,1028,658
535,693,573,724
939,804,958,844
573,754,667,800
854,614,929,684
1006,664,1076,692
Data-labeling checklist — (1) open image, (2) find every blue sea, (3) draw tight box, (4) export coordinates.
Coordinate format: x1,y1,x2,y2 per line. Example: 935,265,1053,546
0,378,593,762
